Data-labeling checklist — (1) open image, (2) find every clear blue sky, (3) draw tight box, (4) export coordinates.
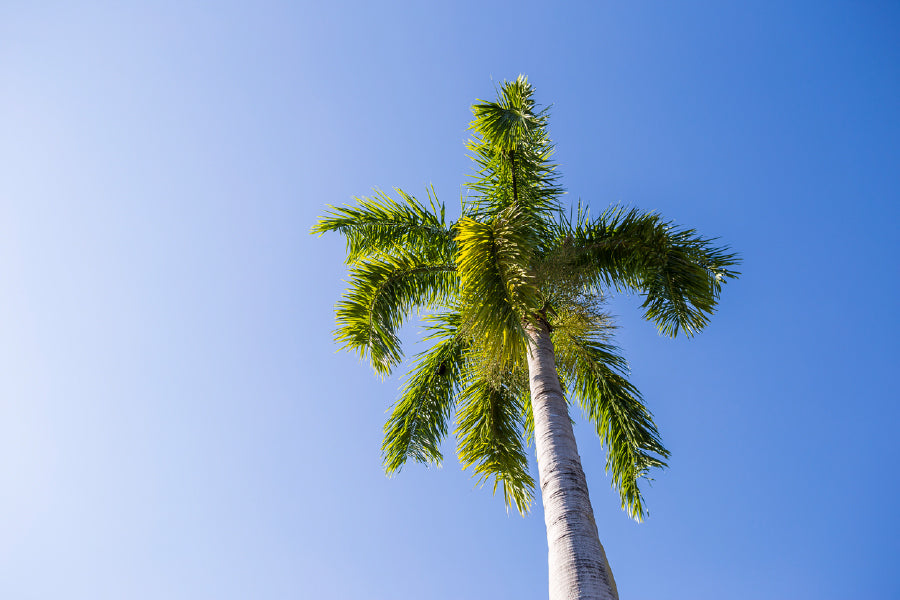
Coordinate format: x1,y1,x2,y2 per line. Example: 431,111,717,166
2,2,898,599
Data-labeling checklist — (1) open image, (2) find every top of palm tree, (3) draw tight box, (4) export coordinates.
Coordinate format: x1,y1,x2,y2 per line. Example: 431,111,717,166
312,76,739,519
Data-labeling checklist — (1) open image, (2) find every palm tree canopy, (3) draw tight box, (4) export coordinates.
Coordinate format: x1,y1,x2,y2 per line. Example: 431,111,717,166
312,76,739,519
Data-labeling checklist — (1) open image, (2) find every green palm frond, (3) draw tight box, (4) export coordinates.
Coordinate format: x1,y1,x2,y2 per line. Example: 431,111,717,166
641,225,740,336
311,188,452,264
466,76,563,222
455,204,541,366
471,76,541,154
383,312,466,472
456,374,535,515
553,323,669,521
564,205,741,337
335,250,458,375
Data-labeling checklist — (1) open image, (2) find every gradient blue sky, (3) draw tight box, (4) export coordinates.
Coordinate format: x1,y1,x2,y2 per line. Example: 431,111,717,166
2,2,898,599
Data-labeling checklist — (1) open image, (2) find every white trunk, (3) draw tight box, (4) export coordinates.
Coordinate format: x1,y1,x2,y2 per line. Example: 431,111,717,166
526,321,619,600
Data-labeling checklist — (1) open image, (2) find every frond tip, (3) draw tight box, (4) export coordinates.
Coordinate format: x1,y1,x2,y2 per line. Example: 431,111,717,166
471,75,540,153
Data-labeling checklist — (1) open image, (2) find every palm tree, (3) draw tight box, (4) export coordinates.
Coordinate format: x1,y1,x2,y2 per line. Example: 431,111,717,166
312,77,739,600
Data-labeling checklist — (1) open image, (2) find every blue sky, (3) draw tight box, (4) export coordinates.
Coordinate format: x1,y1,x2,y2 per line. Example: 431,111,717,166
2,2,898,599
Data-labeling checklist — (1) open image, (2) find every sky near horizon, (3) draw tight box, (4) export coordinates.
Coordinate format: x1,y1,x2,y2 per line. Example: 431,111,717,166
2,2,899,599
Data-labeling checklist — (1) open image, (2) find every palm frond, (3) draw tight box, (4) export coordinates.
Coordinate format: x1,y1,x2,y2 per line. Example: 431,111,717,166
456,374,534,515
383,312,466,472
455,204,541,366
471,76,541,154
335,250,457,375
564,205,741,337
311,188,452,264
553,321,669,521
466,76,563,222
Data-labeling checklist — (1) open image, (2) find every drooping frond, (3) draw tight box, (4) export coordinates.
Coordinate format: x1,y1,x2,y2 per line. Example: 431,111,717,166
335,250,457,375
311,188,452,264
383,312,466,472
455,204,540,367
456,373,535,515
553,320,669,521
563,205,741,337
466,76,563,224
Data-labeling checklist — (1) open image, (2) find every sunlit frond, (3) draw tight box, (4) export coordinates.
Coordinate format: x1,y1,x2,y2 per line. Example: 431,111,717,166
564,205,741,337
471,76,541,154
466,76,563,223
335,251,457,375
311,188,452,264
553,322,669,521
455,204,540,367
383,312,466,472
456,374,535,515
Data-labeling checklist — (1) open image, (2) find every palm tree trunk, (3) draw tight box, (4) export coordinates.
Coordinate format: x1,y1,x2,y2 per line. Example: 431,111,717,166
525,321,619,600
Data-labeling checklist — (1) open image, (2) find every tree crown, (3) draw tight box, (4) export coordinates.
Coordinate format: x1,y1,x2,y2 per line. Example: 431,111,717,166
312,76,739,518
